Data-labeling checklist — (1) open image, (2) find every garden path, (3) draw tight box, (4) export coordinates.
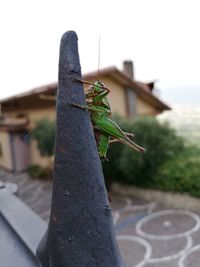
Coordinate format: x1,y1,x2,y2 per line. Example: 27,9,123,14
0,169,200,267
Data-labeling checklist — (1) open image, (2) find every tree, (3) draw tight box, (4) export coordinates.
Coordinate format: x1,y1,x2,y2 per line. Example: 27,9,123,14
32,119,55,157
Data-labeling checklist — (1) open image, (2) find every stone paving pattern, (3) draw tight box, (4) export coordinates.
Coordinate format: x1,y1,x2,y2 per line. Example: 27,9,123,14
1,169,200,267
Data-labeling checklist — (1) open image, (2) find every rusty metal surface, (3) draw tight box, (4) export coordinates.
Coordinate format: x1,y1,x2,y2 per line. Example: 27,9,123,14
36,31,126,267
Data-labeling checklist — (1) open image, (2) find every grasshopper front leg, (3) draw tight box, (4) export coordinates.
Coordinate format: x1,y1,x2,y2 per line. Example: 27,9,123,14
75,79,111,91
70,103,111,114
70,103,89,110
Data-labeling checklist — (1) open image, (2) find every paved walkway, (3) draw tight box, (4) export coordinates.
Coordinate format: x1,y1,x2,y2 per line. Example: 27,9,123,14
112,196,200,267
0,169,52,221
1,169,200,267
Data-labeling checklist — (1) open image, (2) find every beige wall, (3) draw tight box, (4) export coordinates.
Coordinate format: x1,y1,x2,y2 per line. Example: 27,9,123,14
104,77,128,117
4,107,55,168
0,131,12,170
137,96,158,116
27,108,55,128
4,107,55,129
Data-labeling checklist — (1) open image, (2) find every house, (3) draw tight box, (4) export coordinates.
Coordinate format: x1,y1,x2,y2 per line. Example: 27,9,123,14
0,61,170,171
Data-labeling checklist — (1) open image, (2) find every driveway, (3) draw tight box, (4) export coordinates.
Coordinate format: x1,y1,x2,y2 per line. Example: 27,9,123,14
111,196,200,267
0,169,200,267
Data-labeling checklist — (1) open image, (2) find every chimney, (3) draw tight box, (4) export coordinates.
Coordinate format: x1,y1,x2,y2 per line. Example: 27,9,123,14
123,60,134,80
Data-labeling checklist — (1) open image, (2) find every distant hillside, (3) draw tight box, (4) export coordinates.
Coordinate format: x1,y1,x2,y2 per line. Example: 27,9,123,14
157,105,200,145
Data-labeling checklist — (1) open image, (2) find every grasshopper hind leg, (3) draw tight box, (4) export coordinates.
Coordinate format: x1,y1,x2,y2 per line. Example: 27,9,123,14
94,129,110,160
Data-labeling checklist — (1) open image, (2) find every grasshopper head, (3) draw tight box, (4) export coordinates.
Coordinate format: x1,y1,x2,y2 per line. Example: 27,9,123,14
93,81,106,93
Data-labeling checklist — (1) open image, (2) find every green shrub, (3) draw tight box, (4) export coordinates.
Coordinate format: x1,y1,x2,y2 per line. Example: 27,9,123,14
102,116,185,188
102,142,125,190
119,117,184,186
153,146,200,197
27,164,52,179
32,119,55,157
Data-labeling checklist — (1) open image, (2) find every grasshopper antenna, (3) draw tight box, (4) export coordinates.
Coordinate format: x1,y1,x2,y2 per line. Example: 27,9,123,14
97,33,101,81
74,78,110,91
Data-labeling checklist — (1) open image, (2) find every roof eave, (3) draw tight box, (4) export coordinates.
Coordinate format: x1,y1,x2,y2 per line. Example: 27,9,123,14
0,66,171,112
104,68,171,111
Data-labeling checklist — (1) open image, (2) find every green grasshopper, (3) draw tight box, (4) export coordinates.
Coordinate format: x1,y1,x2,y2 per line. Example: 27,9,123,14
72,80,146,160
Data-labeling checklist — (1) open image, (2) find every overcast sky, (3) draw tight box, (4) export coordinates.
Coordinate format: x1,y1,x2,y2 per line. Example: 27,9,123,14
0,0,200,107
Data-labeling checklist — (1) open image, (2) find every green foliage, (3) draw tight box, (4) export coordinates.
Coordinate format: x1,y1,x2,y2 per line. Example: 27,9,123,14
32,119,55,157
153,146,200,197
102,142,125,190
102,116,185,188
30,115,200,197
27,164,52,179
119,117,184,186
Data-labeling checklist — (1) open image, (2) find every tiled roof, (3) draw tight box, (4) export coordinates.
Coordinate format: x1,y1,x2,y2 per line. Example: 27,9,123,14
0,66,170,112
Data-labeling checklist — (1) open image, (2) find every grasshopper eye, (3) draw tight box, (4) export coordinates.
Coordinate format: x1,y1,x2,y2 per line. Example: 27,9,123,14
99,81,104,87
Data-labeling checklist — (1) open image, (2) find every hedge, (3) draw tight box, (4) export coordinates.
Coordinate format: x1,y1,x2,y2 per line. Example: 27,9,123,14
153,146,200,197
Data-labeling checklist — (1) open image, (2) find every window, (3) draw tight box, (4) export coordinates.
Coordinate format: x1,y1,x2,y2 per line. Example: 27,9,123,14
126,88,137,118
0,142,2,157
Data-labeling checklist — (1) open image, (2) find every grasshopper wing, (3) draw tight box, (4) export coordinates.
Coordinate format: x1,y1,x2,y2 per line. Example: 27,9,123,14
95,118,146,153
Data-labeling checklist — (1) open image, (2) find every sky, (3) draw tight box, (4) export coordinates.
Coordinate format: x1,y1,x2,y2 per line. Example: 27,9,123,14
0,0,200,107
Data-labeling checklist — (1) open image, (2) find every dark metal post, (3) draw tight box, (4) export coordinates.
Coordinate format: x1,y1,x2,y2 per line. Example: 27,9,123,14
37,31,125,267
